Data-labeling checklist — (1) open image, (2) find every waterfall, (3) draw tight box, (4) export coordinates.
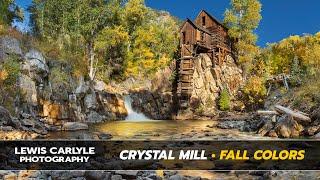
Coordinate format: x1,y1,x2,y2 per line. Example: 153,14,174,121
124,95,150,121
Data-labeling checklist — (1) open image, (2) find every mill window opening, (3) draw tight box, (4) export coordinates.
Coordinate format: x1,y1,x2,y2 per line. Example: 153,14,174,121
201,32,204,41
202,16,206,26
182,32,186,44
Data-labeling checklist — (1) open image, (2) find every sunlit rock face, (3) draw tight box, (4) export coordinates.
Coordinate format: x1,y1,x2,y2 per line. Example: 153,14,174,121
190,53,243,117
129,54,244,120
0,35,128,125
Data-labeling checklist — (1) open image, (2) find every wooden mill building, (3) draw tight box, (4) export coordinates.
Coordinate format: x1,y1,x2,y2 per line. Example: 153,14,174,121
177,10,234,106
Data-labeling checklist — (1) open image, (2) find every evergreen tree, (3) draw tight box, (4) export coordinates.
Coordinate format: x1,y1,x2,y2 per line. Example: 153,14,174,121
219,88,231,111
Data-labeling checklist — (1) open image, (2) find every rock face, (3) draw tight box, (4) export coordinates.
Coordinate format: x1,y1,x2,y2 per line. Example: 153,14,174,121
129,53,243,120
0,36,128,127
130,63,176,120
0,106,12,126
189,53,243,117
0,36,23,62
0,106,48,139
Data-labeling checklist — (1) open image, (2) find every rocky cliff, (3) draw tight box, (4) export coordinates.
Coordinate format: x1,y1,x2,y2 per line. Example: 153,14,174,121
129,53,244,120
186,53,243,118
0,36,127,128
129,62,176,120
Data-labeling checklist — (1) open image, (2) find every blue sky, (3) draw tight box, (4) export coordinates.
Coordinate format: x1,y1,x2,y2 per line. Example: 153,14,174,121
15,0,320,47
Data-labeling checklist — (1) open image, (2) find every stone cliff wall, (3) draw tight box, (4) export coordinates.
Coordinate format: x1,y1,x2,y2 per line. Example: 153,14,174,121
129,63,176,120
129,53,244,120
188,53,243,117
0,36,127,124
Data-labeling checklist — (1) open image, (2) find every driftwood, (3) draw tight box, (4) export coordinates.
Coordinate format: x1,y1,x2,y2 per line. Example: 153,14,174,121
274,105,311,122
257,110,279,115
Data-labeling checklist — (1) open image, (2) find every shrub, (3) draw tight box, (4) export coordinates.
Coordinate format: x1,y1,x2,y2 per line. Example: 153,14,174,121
242,76,267,110
219,88,231,111
0,55,20,114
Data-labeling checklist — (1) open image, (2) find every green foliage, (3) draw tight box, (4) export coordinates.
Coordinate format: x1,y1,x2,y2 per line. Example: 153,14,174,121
219,89,231,111
29,0,179,81
195,105,205,114
123,0,147,35
0,0,23,25
169,69,177,83
0,55,20,113
0,56,20,85
292,75,320,108
50,67,69,86
224,0,262,76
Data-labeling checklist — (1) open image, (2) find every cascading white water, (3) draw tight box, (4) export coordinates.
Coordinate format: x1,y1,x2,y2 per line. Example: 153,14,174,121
124,95,150,121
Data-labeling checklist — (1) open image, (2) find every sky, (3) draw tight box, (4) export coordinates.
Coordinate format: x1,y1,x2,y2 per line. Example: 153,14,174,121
14,0,320,47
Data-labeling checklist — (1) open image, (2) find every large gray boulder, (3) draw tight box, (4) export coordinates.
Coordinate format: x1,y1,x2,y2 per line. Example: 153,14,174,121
86,111,104,122
62,122,88,131
22,49,49,82
0,36,23,62
0,106,12,126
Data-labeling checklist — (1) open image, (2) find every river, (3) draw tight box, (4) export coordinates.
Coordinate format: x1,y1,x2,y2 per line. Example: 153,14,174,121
48,96,266,140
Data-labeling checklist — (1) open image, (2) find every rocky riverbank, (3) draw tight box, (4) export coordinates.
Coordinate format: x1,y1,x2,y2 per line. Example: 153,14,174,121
1,170,319,180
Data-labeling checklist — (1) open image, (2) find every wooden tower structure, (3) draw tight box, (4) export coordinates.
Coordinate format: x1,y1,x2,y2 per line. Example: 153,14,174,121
177,10,234,107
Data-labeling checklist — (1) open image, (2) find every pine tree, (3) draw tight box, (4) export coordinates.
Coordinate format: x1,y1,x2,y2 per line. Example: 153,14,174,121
219,88,231,111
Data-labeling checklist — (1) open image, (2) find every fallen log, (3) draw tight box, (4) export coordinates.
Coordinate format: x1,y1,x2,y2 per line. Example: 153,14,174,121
257,110,279,115
274,105,311,122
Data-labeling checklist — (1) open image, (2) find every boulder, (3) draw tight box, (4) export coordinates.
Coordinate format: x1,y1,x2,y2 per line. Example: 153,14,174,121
62,122,88,131
85,171,110,180
217,120,245,130
22,49,49,82
168,175,183,180
0,36,22,61
275,115,303,138
111,175,123,180
187,54,243,117
2,172,17,180
93,80,107,92
94,132,113,140
0,106,12,126
314,132,320,139
258,119,274,136
86,111,104,122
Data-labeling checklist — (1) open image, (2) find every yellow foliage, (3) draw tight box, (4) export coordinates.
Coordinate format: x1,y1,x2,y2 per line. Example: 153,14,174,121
243,76,267,108
95,25,129,51
0,70,8,81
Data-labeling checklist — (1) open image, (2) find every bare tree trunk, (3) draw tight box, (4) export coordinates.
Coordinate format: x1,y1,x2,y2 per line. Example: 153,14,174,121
87,40,95,81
